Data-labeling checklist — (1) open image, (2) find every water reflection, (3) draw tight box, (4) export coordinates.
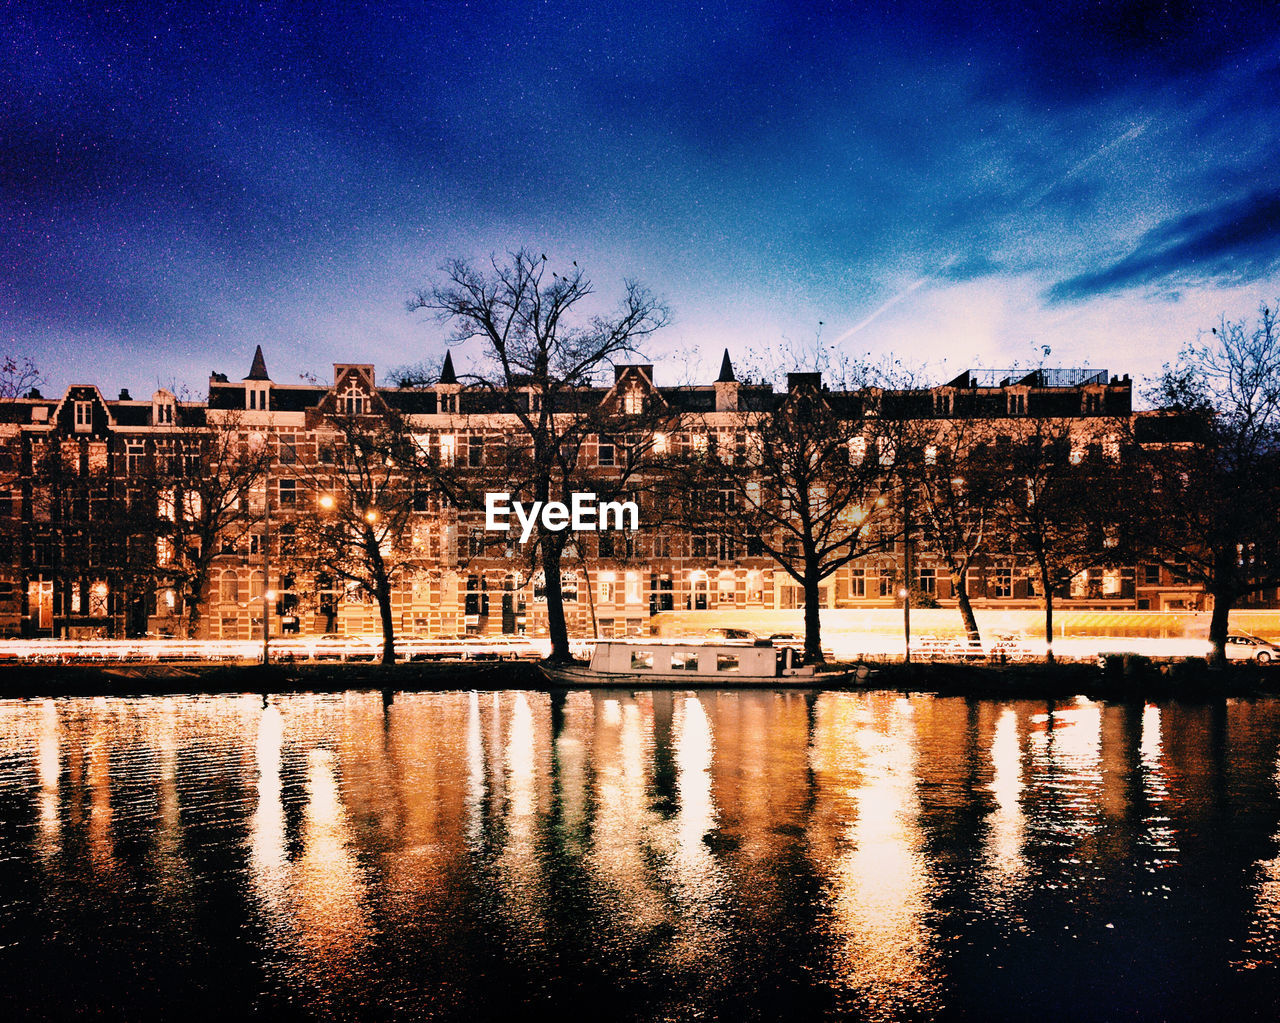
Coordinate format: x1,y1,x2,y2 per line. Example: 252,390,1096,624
6,690,1280,1019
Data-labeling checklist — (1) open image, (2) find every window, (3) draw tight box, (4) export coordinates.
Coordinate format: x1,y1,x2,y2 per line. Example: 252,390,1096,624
1008,393,1026,415
623,389,643,416
74,401,92,432
467,434,484,468
89,581,108,616
247,387,269,411
849,437,866,465
650,573,674,612
917,567,936,595
850,567,866,597
1143,564,1161,585
625,571,641,604
716,653,740,672
879,570,895,597
671,651,699,671
598,577,614,603
597,435,615,467
439,434,456,466
126,440,146,474
877,436,894,466
630,650,653,670
652,432,668,455
561,572,578,602
279,437,297,464
341,384,366,415
934,391,954,415
994,568,1013,598
220,570,239,604
924,444,937,465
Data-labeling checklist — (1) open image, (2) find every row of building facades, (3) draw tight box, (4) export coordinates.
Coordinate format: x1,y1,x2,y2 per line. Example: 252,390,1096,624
1,346,1223,641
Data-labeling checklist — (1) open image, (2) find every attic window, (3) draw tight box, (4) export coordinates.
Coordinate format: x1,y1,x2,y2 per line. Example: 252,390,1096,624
1008,393,1026,415
340,383,366,415
247,386,270,411
623,388,643,416
74,401,92,432
155,400,174,424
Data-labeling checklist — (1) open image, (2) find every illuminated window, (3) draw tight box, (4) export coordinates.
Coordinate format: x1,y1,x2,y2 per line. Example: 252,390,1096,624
439,434,456,466
849,436,866,465
623,389,643,415
220,570,239,603
716,653,740,672
74,401,92,432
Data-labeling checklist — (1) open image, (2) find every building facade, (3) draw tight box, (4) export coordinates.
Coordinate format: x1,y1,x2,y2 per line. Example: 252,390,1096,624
0,348,1214,640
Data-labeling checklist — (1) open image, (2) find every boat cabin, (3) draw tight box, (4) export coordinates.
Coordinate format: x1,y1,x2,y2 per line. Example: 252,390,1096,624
588,639,814,679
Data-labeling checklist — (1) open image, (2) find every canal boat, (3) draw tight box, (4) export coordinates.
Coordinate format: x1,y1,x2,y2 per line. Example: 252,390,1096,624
538,637,860,686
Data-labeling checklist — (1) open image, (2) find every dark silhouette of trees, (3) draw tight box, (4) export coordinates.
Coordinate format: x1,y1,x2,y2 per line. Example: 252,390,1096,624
1142,303,1280,667
672,359,906,664
409,249,669,662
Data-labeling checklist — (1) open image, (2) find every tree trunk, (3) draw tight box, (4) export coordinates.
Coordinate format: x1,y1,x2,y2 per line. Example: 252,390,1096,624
1207,585,1233,670
953,573,981,645
803,554,824,666
375,576,396,667
541,539,572,662
1041,562,1055,665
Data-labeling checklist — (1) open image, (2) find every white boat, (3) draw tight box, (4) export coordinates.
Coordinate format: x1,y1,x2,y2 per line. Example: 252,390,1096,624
538,638,855,686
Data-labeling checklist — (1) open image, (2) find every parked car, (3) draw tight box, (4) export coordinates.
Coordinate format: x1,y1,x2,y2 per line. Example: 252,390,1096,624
1224,634,1280,663
704,627,760,643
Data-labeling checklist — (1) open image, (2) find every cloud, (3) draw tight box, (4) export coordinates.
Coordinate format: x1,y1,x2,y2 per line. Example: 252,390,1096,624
1045,189,1280,302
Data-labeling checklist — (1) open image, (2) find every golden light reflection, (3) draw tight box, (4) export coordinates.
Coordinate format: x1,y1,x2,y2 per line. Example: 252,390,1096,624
35,699,60,859
822,694,941,1020
465,690,486,849
591,693,665,929
293,747,369,962
249,702,288,926
497,692,545,930
87,720,114,872
985,707,1027,888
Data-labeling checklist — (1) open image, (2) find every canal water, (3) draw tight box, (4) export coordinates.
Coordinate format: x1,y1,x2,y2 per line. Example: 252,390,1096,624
3,689,1280,1020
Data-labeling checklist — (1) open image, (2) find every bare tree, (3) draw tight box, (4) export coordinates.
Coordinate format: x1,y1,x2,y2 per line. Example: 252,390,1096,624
672,357,906,664
409,249,670,662
1142,303,1280,667
908,419,1007,648
996,418,1130,663
0,356,41,400
148,407,271,638
289,406,436,666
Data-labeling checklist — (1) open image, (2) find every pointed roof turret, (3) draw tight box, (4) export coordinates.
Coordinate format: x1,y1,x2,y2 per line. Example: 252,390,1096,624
245,345,270,381
439,350,457,385
717,349,736,383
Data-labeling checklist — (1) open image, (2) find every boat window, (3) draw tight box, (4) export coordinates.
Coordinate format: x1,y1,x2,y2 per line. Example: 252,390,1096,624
630,650,654,670
716,653,740,672
671,651,698,671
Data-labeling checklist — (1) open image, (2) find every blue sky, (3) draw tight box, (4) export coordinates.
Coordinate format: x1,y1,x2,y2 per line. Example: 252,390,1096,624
4,1,1280,398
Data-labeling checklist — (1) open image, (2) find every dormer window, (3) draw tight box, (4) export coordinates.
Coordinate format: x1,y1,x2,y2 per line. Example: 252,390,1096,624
340,383,366,415
247,386,269,411
934,390,954,415
74,401,92,432
623,388,643,416
153,391,176,424
1008,392,1026,415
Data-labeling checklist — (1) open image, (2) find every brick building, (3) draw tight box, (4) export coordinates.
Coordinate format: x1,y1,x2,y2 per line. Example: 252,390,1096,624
0,347,1208,640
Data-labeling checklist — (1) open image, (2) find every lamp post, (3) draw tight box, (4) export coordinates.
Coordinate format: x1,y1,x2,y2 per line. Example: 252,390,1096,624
901,483,912,664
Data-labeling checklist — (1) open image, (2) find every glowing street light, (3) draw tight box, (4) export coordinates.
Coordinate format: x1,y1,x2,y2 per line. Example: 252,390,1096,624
318,493,335,510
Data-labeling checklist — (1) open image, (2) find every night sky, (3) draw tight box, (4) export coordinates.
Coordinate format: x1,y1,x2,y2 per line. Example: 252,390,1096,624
4,1,1280,399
